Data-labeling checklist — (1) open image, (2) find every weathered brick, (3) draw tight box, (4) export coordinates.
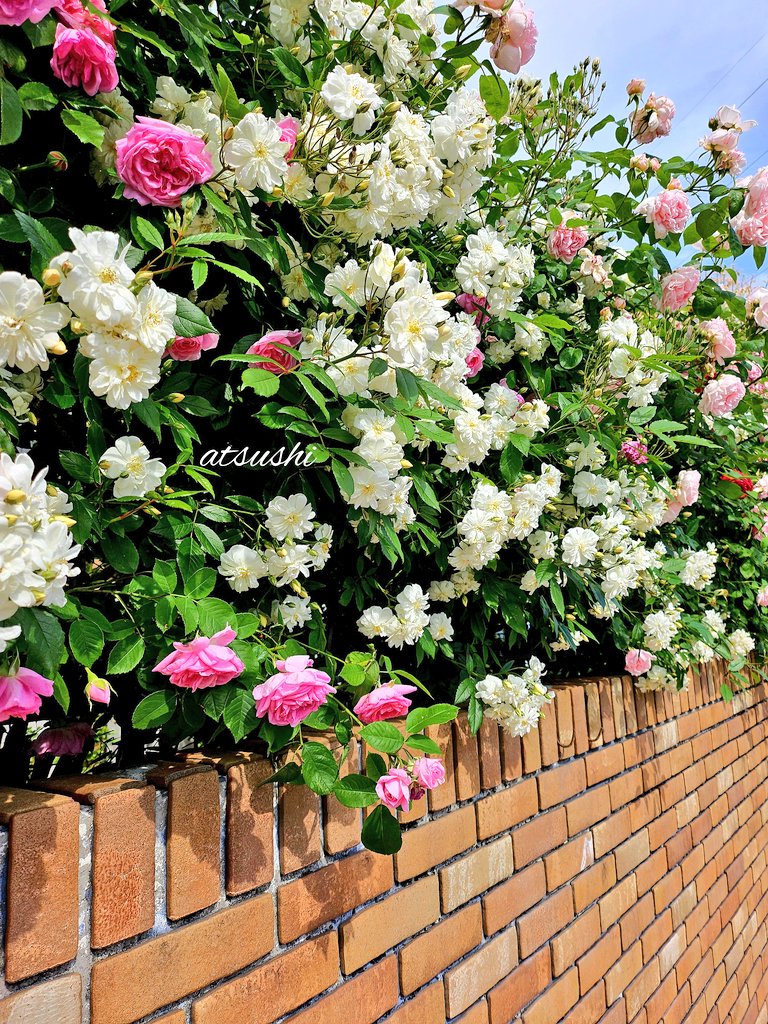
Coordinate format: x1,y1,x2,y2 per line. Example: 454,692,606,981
538,703,559,766
512,807,567,867
521,967,580,1024
226,758,275,895
518,885,574,958
279,779,322,874
454,713,481,800
478,719,502,790
552,904,601,975
487,947,551,1022
428,723,457,810
395,803,476,881
544,832,594,891
483,861,547,935
454,999,489,1024
555,687,576,758
341,875,439,973
605,942,643,1006
382,983,445,1024
440,836,513,912
475,777,537,840
400,903,483,995
281,955,398,1024
574,855,617,913
538,760,586,809
0,974,81,1024
445,927,518,1017
579,926,622,995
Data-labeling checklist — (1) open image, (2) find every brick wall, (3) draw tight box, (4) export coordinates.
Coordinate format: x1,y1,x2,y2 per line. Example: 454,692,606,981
1,661,768,1024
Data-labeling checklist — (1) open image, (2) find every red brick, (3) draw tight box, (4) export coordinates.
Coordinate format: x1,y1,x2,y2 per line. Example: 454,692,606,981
341,875,439,973
500,732,522,782
538,760,586,809
445,928,518,1017
440,836,513,912
518,886,574,958
579,926,622,995
400,903,483,995
454,714,481,800
395,803,476,881
513,807,567,867
382,984,445,1024
488,947,551,1022
522,967,580,1024
324,741,361,854
278,848,393,942
483,861,547,935
555,687,576,758
93,896,274,1024
158,768,221,920
428,723,457,810
226,759,274,895
476,777,537,840
522,728,542,773
567,784,611,836
574,855,617,913
281,955,398,1024
0,974,81,1024
279,779,322,874
585,745,625,787
1,788,80,982
478,719,502,790
552,905,601,975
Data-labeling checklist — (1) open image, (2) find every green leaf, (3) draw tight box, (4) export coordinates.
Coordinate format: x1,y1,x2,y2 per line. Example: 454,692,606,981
404,735,443,756
59,449,96,483
365,752,387,780
301,741,340,795
107,634,145,674
468,694,484,734
17,82,57,112
185,567,217,599
359,721,404,754
214,63,248,121
361,804,402,854
201,684,234,720
270,46,309,87
52,673,70,714
131,214,165,251
558,347,583,370
132,690,177,729
261,761,303,785
0,79,22,147
102,534,139,574
196,597,235,634
152,560,178,592
395,367,420,404
192,260,209,290
61,108,105,148
242,368,281,397
331,458,354,497
334,773,378,807
69,619,104,668
405,703,458,733
14,609,65,678
550,580,565,617
223,688,258,742
13,211,63,262
479,74,510,121
173,296,215,338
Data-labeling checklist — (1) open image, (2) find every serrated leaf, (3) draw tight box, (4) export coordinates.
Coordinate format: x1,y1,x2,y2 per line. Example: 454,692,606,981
132,690,177,729
334,773,378,807
361,804,402,854
359,721,404,754
173,296,215,338
69,619,104,668
301,741,339,794
107,634,145,674
405,703,458,734
242,367,281,397
223,688,258,742
61,108,104,148
0,79,22,146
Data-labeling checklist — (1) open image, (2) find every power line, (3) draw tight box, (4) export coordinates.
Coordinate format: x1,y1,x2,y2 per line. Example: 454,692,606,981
677,32,768,126
743,145,768,177
738,71,768,108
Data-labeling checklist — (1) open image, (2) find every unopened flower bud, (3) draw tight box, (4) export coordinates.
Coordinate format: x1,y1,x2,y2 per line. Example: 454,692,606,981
31,589,46,604
434,291,455,303
223,125,234,142
70,319,87,335
42,267,62,288
626,78,645,97
46,151,68,172
281,295,291,307
442,185,456,199
133,270,153,288
51,515,77,528
47,339,67,356
168,392,185,403
383,101,401,116
321,191,336,207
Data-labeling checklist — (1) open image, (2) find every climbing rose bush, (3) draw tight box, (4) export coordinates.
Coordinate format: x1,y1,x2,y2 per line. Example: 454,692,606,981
0,0,766,852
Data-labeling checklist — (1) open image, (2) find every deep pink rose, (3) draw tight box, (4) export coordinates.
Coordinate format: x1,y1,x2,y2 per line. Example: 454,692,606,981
31,722,94,757
50,25,118,97
353,683,417,725
546,220,589,264
631,93,675,145
465,346,484,378
277,116,301,160
625,650,653,676
489,0,537,74
412,757,445,790
246,329,302,375
758,586,768,608
166,333,219,362
0,0,58,24
375,767,412,812
635,189,690,239
0,667,54,722
116,117,214,208
619,439,648,465
56,0,114,44
701,318,736,364
698,375,746,418
154,626,245,690
660,266,700,312
456,292,490,326
253,655,335,728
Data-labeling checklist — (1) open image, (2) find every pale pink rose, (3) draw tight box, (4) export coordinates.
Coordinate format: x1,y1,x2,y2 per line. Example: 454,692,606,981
31,722,94,757
700,318,736,364
635,189,690,239
488,0,537,75
626,78,645,96
116,117,214,208
757,586,768,608
625,649,653,676
716,149,747,176
698,374,746,417
660,266,699,312
714,105,757,132
630,154,650,173
660,499,683,525
166,333,219,361
700,128,740,156
0,667,54,722
649,158,661,173
749,288,768,328
747,360,763,383
50,25,118,96
732,167,768,246
0,0,58,24
56,0,114,44
755,475,768,499
546,218,589,264
676,469,701,506
465,346,484,377
354,683,417,725
246,329,301,375
87,677,110,705
154,626,245,690
375,767,412,812
456,292,490,326
631,93,675,145
277,116,301,160
732,213,768,247
252,655,335,727
412,757,445,790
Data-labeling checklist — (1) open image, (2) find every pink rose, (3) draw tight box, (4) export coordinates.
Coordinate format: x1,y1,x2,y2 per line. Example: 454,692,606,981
246,329,302,375
116,117,214,208
277,116,301,160
154,626,245,690
619,439,648,465
166,333,219,362
0,667,54,722
626,78,645,96
253,655,336,728
87,676,110,705
488,0,537,75
676,469,700,506
546,219,589,264
749,288,768,329
0,0,58,24
660,266,700,312
757,586,768,608
698,374,746,418
661,499,683,525
31,722,94,757
700,318,736,364
56,0,114,44
465,346,484,378
625,650,653,676
631,93,675,145
412,757,445,790
635,189,691,239
630,154,650,173
50,25,118,97
732,167,768,246
456,293,490,326
375,767,412,813
353,683,417,725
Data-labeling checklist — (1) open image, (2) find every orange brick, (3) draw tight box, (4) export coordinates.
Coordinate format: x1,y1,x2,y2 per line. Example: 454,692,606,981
478,719,502,790
483,861,547,935
615,829,651,879
552,905,601,975
454,999,489,1024
571,686,590,755
428,723,457,811
513,807,567,867
279,780,322,874
382,984,445,1024
571,983,607,1024
1,788,80,982
625,959,661,1020
579,926,622,995
522,967,580,1024
93,895,274,1024
500,732,522,782
281,955,398,1024
619,893,655,951
567,784,611,836
522,728,542,773
586,682,603,748
440,836,513,912
0,974,81,1024
518,886,574,958
341,875,439,973
555,687,576,758
400,903,483,995
444,927,518,1017
545,832,594,891
454,714,481,800
476,777,537,840
226,759,274,895
605,942,643,1006
324,740,361,854
599,681,617,744
538,760,586,809
593,807,632,858
622,677,639,736
539,704,559,766
585,745,625,787
635,847,667,897
600,873,638,930
395,803,476,881
278,848,393,942
487,946,551,1022
574,855,617,913
609,767,643,810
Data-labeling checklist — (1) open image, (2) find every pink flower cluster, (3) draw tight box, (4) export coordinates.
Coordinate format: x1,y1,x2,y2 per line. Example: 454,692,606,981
0,0,58,24
662,469,700,525
631,93,676,145
488,0,538,75
0,667,54,722
698,374,746,418
630,154,661,175
465,346,484,378
635,188,691,239
456,293,491,326
246,330,302,375
154,626,245,690
700,105,755,178
547,216,589,264
51,0,118,97
116,117,214,208
166,333,220,362
619,438,649,465
700,318,736,364
277,116,301,160
253,655,335,727
732,167,768,248
375,758,446,811
660,266,700,312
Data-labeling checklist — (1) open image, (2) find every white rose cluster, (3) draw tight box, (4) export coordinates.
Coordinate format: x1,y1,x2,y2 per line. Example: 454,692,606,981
476,657,553,736
680,543,718,591
0,453,80,620
358,583,451,649
598,316,668,409
0,271,70,373
456,228,536,318
98,436,167,499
